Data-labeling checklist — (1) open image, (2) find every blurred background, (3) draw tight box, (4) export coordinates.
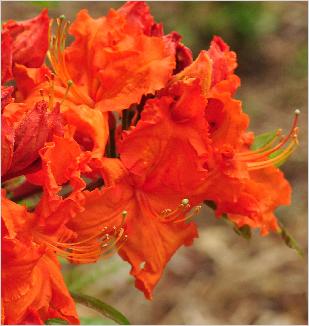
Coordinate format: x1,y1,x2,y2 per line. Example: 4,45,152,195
2,1,308,324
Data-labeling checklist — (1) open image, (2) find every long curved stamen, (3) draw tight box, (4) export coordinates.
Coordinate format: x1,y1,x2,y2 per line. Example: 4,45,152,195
247,131,298,170
48,16,94,107
238,128,283,158
237,110,300,170
160,198,202,224
35,211,128,263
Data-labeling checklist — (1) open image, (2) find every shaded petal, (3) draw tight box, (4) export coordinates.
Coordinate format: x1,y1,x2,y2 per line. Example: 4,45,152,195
205,91,249,149
3,9,49,68
63,104,109,156
1,117,14,177
1,86,14,111
13,63,51,100
120,79,210,194
207,35,238,90
5,101,64,179
117,1,161,36
1,31,13,84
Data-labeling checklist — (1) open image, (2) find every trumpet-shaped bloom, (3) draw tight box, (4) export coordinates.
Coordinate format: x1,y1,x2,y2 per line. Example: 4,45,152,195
2,194,79,325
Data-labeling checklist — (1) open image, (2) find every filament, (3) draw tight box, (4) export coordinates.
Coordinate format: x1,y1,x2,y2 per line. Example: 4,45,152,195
237,110,300,170
48,15,94,107
34,211,128,263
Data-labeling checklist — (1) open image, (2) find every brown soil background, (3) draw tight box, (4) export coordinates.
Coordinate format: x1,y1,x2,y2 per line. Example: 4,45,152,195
2,1,308,324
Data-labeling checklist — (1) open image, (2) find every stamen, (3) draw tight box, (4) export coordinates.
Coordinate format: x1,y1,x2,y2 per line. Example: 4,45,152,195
160,198,201,224
60,79,73,104
34,212,128,263
48,16,94,107
237,110,300,170
247,129,298,170
238,128,282,158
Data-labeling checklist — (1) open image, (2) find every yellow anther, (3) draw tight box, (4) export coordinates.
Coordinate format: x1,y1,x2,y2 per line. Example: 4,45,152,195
181,198,190,206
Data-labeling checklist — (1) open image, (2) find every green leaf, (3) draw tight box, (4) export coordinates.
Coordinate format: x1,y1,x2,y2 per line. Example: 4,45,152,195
45,318,69,325
70,292,130,325
251,129,278,151
204,201,251,240
30,1,59,9
80,316,116,325
251,129,293,167
278,222,304,257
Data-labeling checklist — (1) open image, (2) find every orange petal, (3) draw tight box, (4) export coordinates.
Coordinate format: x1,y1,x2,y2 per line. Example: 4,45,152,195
174,50,212,96
205,91,249,149
227,167,292,235
62,8,175,112
2,238,79,324
119,190,198,299
119,80,209,194
207,36,238,90
63,104,109,156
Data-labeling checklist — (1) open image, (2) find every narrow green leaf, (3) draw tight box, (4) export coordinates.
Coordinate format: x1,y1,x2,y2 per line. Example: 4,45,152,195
251,129,278,151
278,222,304,257
70,292,130,325
45,318,68,325
30,1,59,9
251,129,294,167
80,316,116,325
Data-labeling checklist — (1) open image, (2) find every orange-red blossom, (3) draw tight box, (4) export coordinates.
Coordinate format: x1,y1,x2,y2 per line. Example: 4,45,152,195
1,1,299,323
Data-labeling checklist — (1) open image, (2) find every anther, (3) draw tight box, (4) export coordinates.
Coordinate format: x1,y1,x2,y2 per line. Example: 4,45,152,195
181,198,190,206
59,14,66,20
60,80,74,105
294,109,301,115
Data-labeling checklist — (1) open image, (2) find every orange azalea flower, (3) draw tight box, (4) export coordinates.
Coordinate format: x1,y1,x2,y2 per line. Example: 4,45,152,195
2,193,79,325
185,37,298,234
47,1,176,113
63,35,298,300
2,134,127,323
62,76,212,299
11,1,183,157
26,134,127,263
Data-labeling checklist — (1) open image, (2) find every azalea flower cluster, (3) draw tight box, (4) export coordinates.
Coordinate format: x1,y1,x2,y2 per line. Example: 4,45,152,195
1,2,299,324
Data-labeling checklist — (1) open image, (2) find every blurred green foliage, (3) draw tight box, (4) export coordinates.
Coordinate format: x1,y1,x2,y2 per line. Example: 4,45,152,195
30,1,59,9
